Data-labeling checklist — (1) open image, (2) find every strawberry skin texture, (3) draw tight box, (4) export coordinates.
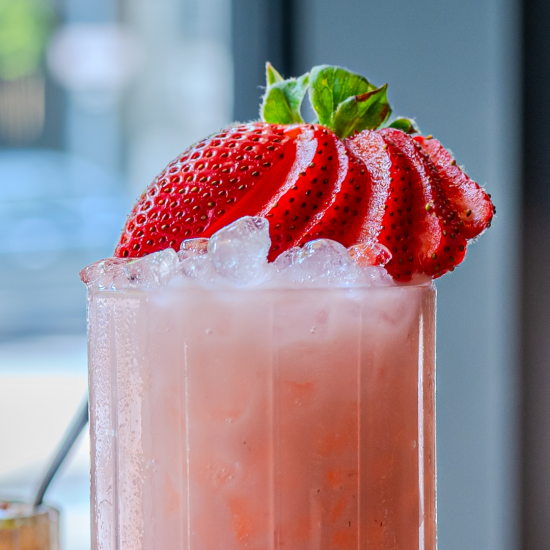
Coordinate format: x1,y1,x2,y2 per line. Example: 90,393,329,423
201,124,345,260
261,125,344,260
299,138,372,248
344,131,392,247
116,122,297,258
115,122,494,281
376,128,467,280
413,135,494,239
336,130,394,264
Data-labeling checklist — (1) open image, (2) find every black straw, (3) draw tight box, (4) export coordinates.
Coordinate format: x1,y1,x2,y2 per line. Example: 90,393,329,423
33,398,89,508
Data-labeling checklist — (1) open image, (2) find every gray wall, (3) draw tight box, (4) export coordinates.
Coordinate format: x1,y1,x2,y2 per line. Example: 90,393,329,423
233,0,522,548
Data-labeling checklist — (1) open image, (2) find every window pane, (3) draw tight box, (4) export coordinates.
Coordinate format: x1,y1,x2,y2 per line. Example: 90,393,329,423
0,1,233,549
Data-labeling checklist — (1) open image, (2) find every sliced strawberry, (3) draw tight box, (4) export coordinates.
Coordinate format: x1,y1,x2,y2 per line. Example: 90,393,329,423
257,125,343,260
414,135,494,239
414,143,468,277
377,128,467,280
340,131,393,258
299,130,394,264
296,140,368,248
201,125,304,237
113,63,496,281
115,122,296,258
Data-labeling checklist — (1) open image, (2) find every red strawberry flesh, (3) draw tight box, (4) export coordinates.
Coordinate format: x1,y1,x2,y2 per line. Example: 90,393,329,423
298,139,370,248
116,122,295,258
115,123,493,281
414,135,494,239
376,128,467,279
342,131,392,251
260,125,343,260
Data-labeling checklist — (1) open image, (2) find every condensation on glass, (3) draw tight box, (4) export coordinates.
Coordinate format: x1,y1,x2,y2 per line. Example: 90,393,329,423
88,284,436,550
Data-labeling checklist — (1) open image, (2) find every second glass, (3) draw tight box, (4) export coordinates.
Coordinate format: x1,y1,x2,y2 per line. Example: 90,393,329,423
0,502,59,550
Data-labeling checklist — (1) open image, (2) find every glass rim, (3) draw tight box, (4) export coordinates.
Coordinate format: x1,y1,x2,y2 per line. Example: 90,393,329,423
86,279,435,294
0,501,59,523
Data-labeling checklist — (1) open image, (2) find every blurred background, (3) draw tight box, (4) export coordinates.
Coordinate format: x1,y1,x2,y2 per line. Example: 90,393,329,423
0,0,547,549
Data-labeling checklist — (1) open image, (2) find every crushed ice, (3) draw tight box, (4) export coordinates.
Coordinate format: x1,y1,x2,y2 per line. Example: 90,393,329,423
178,238,209,259
80,216,397,290
207,216,271,285
124,248,179,288
274,240,366,286
80,258,130,291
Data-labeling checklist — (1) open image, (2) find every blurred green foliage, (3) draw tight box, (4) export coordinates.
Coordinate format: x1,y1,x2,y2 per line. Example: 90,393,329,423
0,0,54,80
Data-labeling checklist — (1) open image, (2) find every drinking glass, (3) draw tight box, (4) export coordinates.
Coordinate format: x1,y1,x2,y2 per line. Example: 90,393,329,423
0,502,59,550
87,283,436,550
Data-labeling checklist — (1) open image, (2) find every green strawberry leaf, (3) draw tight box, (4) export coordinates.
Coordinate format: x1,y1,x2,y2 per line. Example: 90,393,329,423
332,84,392,139
266,62,284,85
309,65,376,127
261,63,309,124
387,117,419,134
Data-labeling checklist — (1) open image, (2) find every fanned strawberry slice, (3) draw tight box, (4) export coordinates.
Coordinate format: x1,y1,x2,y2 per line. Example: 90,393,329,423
260,126,343,259
298,139,370,248
116,122,296,258
414,135,494,239
201,125,304,238
297,130,394,265
201,125,335,260
203,125,343,260
337,130,393,262
114,63,495,281
377,128,467,280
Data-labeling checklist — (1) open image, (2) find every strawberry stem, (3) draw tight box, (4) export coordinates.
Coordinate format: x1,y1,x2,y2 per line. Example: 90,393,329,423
260,63,309,124
331,84,391,139
261,63,417,140
386,117,419,134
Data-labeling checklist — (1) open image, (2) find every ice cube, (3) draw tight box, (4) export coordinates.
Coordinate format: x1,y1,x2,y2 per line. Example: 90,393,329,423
348,242,392,267
276,239,366,286
178,238,209,259
80,258,130,290
273,246,302,273
361,265,394,286
180,255,221,282
176,237,221,283
124,248,179,288
207,216,271,285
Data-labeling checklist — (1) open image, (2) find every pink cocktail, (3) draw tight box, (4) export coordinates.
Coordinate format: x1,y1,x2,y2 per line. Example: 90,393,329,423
87,278,436,550
83,56,496,550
